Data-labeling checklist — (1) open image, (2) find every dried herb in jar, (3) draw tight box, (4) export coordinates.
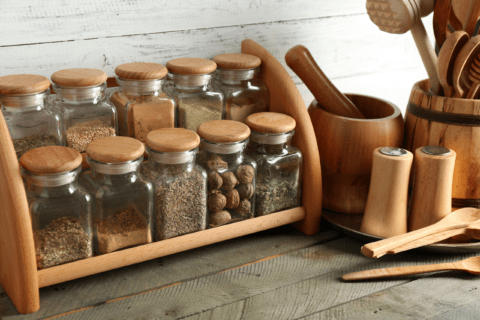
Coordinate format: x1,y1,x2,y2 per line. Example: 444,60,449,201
155,170,207,239
96,205,151,254
34,216,92,269
13,134,58,158
255,170,299,216
66,119,115,152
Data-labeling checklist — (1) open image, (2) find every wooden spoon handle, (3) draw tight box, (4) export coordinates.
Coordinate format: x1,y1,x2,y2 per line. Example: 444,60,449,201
466,83,480,99
342,262,457,281
361,220,465,258
433,0,452,49
285,45,365,119
388,228,468,254
410,21,442,95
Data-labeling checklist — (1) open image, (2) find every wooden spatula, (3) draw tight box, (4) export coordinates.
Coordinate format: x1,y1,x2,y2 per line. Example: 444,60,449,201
343,256,480,281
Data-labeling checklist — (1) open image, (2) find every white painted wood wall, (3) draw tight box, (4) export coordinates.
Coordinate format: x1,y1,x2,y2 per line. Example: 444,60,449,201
1,0,434,114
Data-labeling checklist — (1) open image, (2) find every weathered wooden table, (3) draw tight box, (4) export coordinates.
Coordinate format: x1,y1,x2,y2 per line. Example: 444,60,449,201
1,221,479,319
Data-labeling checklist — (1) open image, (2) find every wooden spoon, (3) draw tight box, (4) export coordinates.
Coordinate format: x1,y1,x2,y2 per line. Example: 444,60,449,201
389,224,480,254
366,0,441,95
361,207,480,258
284,45,365,119
452,35,480,98
433,0,452,49
342,256,480,281
437,31,469,97
462,0,480,36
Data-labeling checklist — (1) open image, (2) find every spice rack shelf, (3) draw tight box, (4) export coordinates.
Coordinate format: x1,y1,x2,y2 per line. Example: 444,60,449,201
0,39,322,314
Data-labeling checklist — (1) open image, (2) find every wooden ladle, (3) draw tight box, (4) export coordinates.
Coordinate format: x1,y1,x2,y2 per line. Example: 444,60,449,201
285,45,365,119
342,256,480,281
361,207,480,258
437,31,469,97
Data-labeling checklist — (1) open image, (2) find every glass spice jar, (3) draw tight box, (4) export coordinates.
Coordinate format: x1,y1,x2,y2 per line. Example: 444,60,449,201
109,62,176,141
51,68,117,154
245,112,302,216
0,74,63,158
163,58,224,132
80,136,154,254
20,146,93,269
196,120,257,227
212,53,268,123
140,128,207,240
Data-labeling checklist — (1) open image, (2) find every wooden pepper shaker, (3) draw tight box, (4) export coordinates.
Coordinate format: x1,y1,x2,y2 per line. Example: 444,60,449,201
360,147,413,238
408,146,456,231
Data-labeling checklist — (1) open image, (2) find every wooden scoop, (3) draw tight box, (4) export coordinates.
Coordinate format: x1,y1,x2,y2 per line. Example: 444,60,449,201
437,31,469,97
366,0,441,95
343,256,480,281
361,207,480,258
285,45,365,119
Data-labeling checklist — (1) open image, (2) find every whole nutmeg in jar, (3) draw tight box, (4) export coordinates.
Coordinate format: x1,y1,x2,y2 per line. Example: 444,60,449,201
197,120,257,226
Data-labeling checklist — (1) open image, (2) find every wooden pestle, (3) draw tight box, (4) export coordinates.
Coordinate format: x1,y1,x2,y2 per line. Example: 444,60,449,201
285,45,365,119
366,0,441,95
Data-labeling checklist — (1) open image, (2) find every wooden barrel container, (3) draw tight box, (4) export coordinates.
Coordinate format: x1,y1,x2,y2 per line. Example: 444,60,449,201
309,94,404,213
405,79,480,208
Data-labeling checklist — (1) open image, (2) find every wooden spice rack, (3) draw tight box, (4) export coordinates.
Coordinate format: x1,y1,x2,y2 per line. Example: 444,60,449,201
0,39,322,314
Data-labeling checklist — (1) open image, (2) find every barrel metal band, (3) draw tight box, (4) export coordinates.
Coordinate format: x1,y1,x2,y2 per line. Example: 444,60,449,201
407,102,480,126
452,198,480,208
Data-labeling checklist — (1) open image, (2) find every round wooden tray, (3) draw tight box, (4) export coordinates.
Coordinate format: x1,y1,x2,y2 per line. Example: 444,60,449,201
322,210,480,254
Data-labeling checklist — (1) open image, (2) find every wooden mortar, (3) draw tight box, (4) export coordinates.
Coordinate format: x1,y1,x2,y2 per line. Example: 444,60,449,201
405,79,480,209
309,94,404,213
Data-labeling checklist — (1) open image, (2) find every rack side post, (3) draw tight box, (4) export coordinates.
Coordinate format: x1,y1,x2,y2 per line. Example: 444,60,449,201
0,112,40,314
241,39,323,235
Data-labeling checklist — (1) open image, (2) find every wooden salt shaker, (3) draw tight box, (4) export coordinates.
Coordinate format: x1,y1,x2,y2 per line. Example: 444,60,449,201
408,146,456,231
360,147,413,238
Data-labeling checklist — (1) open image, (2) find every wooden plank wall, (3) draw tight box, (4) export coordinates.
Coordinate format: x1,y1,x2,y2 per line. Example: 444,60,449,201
0,0,433,113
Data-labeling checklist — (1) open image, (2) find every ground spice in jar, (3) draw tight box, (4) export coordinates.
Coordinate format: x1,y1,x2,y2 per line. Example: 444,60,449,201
110,92,173,141
96,205,151,254
13,134,58,158
33,216,92,269
155,170,207,239
178,100,222,132
255,178,298,216
66,119,115,152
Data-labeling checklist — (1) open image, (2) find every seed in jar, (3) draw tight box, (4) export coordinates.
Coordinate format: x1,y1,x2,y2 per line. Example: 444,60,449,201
66,119,115,152
209,210,231,227
221,171,238,191
208,170,223,190
12,134,58,158
208,192,227,212
237,183,254,200
236,165,254,184
225,189,240,209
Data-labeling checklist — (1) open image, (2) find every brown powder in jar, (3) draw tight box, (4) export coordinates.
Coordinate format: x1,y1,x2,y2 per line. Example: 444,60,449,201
13,134,58,158
178,100,222,131
132,101,175,142
34,216,92,269
110,92,172,139
225,97,267,123
66,119,115,152
96,205,151,254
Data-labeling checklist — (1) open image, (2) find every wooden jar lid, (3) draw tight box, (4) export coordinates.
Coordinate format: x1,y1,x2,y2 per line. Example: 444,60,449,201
20,146,82,174
0,74,50,95
86,136,145,163
51,68,108,87
166,58,217,75
212,53,261,69
115,62,168,80
146,128,200,152
245,112,296,134
197,120,251,143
